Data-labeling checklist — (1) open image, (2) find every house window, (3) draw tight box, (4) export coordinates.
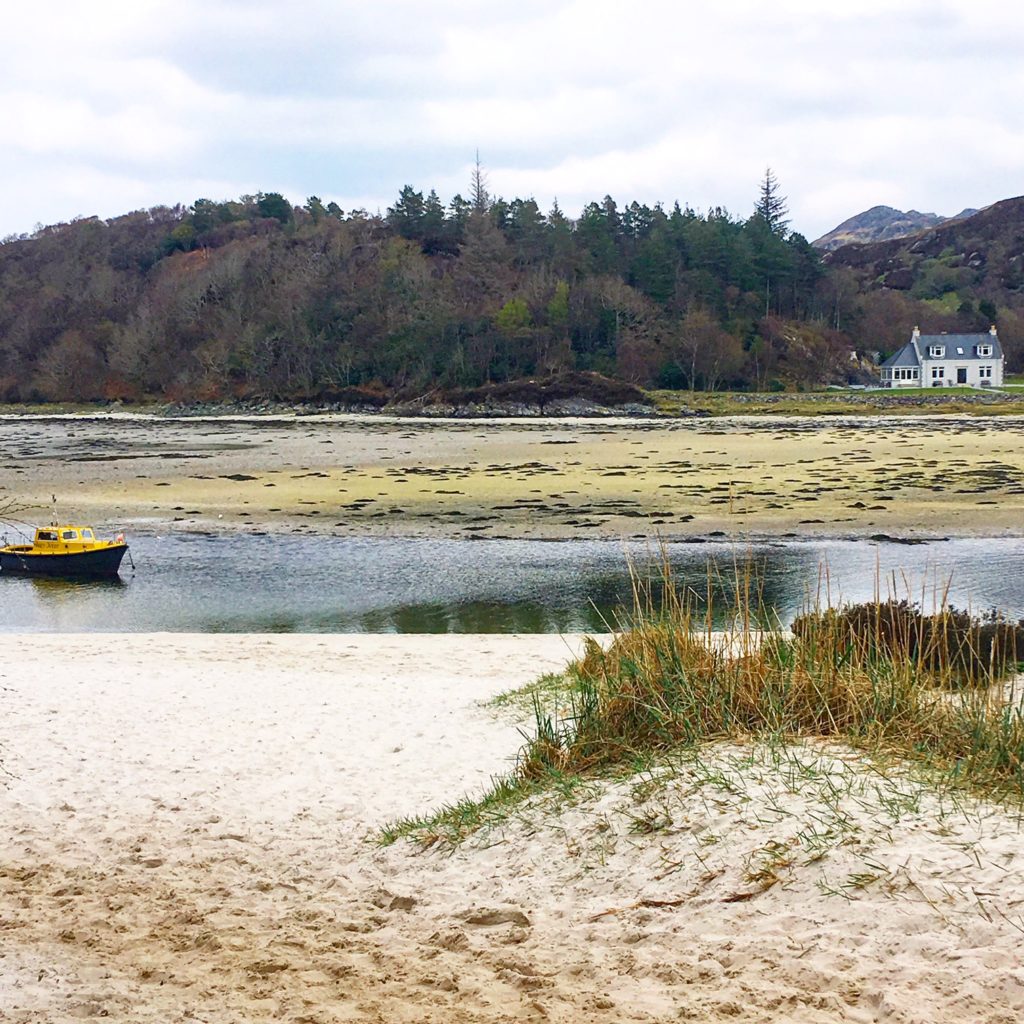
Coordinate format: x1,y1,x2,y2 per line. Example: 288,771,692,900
929,345,945,357
980,365,992,379
931,366,945,380
977,344,992,357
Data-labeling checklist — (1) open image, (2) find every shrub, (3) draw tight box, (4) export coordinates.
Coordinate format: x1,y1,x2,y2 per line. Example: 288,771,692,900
792,600,1024,687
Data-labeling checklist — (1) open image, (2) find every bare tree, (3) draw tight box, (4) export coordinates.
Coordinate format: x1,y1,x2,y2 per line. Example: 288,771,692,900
470,151,491,213
672,310,743,392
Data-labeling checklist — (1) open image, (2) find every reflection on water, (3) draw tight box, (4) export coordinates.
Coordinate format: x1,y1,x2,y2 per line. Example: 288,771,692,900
25,576,127,597
1,533,1022,634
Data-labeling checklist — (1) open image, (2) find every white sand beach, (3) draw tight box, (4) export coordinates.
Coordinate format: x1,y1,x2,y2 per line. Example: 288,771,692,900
2,634,1024,1023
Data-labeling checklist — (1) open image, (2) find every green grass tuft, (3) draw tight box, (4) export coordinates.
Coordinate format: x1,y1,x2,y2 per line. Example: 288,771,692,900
488,671,574,714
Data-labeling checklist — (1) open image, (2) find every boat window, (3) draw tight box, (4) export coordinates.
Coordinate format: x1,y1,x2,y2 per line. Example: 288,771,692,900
37,530,57,541
61,530,78,540
82,529,94,539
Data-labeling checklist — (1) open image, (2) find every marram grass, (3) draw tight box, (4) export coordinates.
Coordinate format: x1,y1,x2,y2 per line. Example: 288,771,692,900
380,562,1024,848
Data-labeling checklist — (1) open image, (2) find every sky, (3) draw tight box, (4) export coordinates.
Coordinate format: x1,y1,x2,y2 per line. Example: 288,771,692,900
3,0,1023,241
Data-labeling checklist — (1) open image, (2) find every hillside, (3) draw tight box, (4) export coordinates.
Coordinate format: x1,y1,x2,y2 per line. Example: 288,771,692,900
2,188,1024,406
813,205,978,251
0,190,844,404
822,196,1024,362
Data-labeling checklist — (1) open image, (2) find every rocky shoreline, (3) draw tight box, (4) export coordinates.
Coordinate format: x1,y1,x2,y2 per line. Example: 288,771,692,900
163,396,664,418
7,386,1024,421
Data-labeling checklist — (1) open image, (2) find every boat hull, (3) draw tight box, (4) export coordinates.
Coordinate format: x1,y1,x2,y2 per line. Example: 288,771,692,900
0,543,129,578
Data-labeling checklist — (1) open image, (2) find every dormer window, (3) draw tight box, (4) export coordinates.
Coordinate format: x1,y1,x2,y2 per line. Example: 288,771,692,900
977,344,992,357
929,345,945,358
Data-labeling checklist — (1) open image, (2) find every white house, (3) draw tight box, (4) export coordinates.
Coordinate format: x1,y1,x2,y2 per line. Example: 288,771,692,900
880,326,1004,388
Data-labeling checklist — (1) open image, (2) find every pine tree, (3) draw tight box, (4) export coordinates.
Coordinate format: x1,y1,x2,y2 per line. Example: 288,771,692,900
386,185,426,239
755,167,789,237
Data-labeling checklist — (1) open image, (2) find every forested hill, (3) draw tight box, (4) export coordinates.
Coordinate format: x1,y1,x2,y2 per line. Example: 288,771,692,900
1,185,1022,405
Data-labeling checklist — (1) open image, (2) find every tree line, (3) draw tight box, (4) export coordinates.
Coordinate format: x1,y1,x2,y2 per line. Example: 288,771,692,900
0,169,1019,403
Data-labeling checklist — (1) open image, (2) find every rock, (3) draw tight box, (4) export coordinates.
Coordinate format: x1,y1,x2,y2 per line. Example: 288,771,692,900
460,907,531,927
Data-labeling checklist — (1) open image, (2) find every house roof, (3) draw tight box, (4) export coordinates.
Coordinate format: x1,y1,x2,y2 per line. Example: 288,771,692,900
918,333,1003,361
880,343,919,368
881,331,1002,368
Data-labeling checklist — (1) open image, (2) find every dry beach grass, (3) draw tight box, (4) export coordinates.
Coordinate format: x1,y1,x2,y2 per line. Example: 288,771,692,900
385,566,1024,849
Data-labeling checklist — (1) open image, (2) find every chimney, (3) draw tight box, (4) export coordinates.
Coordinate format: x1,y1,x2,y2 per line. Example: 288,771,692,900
990,324,998,336
912,325,921,339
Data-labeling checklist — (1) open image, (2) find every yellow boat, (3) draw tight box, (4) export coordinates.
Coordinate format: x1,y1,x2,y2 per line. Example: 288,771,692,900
0,524,130,578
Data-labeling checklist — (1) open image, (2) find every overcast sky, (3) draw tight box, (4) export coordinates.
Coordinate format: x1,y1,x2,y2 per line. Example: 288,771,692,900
3,0,1023,241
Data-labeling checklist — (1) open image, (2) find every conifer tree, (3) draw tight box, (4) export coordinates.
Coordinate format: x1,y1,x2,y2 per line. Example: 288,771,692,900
755,167,789,237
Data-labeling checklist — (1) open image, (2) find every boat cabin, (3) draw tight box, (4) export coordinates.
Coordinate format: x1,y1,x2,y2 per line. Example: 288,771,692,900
30,526,102,551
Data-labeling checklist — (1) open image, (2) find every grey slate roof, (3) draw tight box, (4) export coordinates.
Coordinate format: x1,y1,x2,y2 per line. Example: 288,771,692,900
881,343,919,368
881,332,1002,368
917,333,1003,361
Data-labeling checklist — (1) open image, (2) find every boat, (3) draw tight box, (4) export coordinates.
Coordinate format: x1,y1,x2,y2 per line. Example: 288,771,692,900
0,524,130,578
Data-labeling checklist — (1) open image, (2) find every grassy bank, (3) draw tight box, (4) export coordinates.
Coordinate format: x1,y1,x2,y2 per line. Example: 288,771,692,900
647,387,1024,417
381,569,1024,848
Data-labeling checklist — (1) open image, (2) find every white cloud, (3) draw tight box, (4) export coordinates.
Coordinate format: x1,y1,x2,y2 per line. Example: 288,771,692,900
2,0,1024,237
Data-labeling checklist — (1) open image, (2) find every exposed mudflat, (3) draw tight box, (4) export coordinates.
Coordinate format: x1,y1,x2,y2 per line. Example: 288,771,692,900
3,414,1024,540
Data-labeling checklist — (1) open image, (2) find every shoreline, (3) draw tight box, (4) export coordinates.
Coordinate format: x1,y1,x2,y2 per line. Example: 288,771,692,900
6,379,1024,422
8,407,1024,425
97,518,1019,544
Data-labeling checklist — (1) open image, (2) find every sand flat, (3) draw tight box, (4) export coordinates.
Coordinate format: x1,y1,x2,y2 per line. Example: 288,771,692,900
2,634,1024,1022
5,414,1024,539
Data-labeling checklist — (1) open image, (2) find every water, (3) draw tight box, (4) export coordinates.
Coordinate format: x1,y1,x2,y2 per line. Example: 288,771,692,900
1,533,1022,633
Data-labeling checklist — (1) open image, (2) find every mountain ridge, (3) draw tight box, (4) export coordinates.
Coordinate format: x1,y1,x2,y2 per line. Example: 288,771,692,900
813,205,979,251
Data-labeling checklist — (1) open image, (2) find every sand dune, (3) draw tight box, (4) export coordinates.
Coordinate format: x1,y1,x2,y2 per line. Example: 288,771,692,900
2,634,1024,1023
